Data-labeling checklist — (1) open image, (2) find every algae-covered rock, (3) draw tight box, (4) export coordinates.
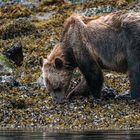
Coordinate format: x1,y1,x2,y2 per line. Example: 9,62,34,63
0,53,15,74
0,19,37,40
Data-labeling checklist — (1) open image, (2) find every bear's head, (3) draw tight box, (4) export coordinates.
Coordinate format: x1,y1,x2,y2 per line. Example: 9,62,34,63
40,44,76,104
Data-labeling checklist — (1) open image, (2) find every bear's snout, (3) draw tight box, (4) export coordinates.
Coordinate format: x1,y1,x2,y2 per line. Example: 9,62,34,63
50,90,66,104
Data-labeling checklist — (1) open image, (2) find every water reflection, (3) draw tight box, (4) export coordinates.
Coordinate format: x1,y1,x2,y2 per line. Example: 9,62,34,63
0,129,140,140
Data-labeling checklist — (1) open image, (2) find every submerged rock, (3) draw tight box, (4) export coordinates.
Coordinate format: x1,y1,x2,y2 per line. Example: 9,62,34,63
3,43,24,66
0,19,37,40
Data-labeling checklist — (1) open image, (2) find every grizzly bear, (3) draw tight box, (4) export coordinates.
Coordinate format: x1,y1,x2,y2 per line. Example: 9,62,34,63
40,11,140,104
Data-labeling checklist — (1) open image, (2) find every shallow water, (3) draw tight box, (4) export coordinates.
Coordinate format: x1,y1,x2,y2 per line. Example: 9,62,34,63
0,129,140,140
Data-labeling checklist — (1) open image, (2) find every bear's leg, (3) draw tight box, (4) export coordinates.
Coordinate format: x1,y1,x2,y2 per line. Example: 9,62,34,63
116,48,140,100
128,51,140,100
67,79,117,99
66,78,90,99
73,46,104,99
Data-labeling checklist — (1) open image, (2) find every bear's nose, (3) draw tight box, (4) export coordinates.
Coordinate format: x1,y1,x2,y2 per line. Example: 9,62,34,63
51,89,66,104
53,87,61,93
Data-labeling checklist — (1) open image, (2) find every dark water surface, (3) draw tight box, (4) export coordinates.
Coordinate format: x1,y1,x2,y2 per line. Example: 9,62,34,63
0,129,140,140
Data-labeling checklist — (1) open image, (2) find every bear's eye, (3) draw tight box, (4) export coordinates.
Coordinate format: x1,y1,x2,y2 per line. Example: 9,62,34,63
54,58,63,69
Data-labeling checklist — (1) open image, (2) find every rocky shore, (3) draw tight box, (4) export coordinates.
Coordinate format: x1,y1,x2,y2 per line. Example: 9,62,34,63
0,0,140,129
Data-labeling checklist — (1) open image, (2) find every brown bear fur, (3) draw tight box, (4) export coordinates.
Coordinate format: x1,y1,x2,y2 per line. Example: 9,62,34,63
40,11,140,103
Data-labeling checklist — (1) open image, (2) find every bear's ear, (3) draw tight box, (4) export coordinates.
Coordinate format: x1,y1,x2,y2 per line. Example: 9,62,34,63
39,57,44,67
55,58,63,69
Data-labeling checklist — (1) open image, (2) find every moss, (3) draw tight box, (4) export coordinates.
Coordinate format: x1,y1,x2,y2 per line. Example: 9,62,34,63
73,71,81,78
0,53,14,69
